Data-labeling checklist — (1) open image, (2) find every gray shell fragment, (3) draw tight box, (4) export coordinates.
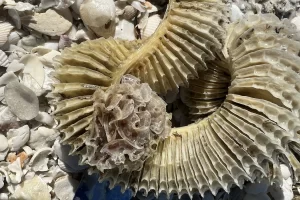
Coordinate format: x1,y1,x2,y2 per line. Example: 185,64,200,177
4,81,39,120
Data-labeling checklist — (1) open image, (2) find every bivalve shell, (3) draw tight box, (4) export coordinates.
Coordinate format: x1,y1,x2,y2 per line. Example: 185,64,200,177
0,50,9,67
0,22,14,48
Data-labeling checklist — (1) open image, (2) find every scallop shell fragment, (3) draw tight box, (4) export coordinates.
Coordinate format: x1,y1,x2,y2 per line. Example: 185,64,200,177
50,0,300,199
0,22,14,48
0,50,9,67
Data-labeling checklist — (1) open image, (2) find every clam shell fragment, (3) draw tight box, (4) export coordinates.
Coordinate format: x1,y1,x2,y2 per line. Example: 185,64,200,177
5,81,39,120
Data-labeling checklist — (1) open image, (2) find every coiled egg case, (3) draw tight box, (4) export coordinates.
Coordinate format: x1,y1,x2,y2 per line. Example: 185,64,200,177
50,0,300,199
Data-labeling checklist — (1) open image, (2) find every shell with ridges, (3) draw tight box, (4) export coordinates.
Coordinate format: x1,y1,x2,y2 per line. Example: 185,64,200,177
0,50,9,67
51,0,300,199
0,22,14,48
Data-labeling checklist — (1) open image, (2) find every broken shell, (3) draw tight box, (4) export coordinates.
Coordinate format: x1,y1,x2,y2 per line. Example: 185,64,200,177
53,175,79,200
74,27,96,40
0,50,9,67
141,13,161,39
0,174,4,189
6,60,25,72
29,147,52,172
43,40,59,51
79,0,116,38
17,35,46,52
28,127,59,150
0,135,8,152
0,22,14,48
0,193,8,200
34,112,55,126
115,19,136,41
4,81,39,120
7,30,24,45
22,146,34,156
7,157,23,184
79,0,115,28
0,72,18,86
10,176,51,200
7,125,30,151
20,54,45,89
21,9,73,36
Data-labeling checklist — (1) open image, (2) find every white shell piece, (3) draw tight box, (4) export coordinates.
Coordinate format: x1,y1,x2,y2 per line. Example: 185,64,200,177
0,22,13,48
28,127,59,150
39,0,56,9
0,105,16,123
4,2,35,11
21,9,73,36
141,13,161,39
114,19,136,41
24,171,35,180
0,72,18,86
79,0,116,38
131,0,145,12
79,0,115,28
6,60,24,72
280,164,291,180
31,47,60,67
28,147,52,172
0,135,8,152
4,81,39,120
66,25,77,41
41,165,66,184
20,54,45,87
7,158,23,184
7,125,30,151
8,29,25,44
292,16,300,31
22,146,34,156
74,27,96,40
53,175,79,200
0,193,8,200
231,4,244,22
43,40,59,51
34,112,55,126
17,35,45,52
10,176,51,200
0,148,8,161
0,50,9,67
0,174,4,189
